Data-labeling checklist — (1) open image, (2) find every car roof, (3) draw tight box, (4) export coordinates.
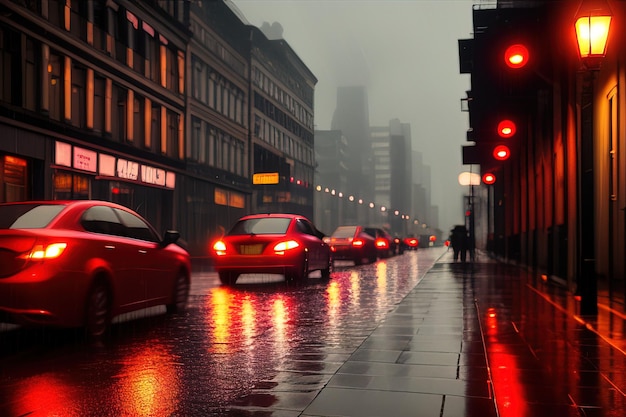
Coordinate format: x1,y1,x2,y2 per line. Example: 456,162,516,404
238,213,309,221
0,200,144,219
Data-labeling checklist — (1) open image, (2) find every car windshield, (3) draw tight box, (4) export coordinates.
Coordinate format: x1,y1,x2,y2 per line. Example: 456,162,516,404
228,217,292,235
332,226,357,238
0,204,66,229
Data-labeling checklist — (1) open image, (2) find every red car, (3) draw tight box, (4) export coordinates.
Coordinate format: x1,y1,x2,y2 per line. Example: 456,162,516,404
211,213,331,285
328,225,378,265
0,200,191,339
364,227,395,258
402,236,419,251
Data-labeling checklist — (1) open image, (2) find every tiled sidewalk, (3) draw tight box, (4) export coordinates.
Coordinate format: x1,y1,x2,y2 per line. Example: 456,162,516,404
302,252,626,417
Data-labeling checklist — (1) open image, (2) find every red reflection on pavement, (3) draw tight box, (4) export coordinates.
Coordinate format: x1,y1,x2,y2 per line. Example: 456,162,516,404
485,307,528,417
13,374,79,416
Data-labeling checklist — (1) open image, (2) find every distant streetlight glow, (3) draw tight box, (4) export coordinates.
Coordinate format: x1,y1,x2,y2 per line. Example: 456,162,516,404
458,172,480,186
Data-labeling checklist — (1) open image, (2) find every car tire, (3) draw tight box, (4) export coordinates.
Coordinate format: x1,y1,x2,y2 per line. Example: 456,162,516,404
354,257,363,266
321,256,332,279
218,271,237,286
84,279,111,340
166,272,189,314
287,258,308,282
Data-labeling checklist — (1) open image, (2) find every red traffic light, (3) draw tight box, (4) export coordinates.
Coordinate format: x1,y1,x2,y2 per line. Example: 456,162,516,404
504,44,529,69
493,145,510,161
497,119,516,138
482,173,496,184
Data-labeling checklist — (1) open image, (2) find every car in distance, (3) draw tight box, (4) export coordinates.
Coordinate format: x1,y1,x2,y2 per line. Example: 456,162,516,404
0,200,191,339
364,227,396,259
211,213,331,285
402,235,419,251
328,225,378,265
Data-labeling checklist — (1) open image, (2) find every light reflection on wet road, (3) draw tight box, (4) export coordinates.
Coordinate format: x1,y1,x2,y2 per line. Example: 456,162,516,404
0,248,442,416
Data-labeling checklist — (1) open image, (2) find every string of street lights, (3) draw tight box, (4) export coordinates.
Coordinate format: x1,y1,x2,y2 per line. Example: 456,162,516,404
314,184,429,230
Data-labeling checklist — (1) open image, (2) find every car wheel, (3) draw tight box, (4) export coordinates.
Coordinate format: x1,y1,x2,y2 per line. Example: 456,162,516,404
287,258,308,282
321,256,332,279
84,280,111,340
166,272,189,314
354,256,363,266
218,271,237,286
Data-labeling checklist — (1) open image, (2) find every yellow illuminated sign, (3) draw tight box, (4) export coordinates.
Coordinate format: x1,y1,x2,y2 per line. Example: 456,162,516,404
253,172,279,185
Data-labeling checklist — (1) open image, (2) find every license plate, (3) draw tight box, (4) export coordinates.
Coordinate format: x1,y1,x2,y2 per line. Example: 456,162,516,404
239,244,263,255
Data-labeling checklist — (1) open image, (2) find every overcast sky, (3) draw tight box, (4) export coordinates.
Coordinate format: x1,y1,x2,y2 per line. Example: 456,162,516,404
231,0,475,230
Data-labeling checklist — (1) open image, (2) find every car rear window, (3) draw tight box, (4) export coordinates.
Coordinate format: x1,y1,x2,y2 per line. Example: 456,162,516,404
332,226,357,238
228,217,291,235
0,204,66,229
363,228,378,238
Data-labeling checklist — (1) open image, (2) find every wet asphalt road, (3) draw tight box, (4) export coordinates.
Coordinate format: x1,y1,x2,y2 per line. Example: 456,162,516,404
0,247,444,417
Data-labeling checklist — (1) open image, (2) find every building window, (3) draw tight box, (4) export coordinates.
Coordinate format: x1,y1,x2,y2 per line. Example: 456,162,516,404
165,109,180,159
24,37,38,111
190,117,201,162
208,73,216,108
133,93,145,147
208,128,215,167
47,52,62,121
47,0,63,28
150,102,160,153
0,28,16,105
144,26,158,82
71,64,86,128
93,75,105,133
215,132,223,169
110,83,127,142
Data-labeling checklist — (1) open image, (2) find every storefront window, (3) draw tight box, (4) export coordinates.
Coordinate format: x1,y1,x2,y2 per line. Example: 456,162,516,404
53,171,90,200
2,155,28,202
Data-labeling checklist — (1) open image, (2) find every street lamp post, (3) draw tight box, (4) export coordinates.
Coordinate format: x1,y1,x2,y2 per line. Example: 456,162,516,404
459,171,480,260
574,0,612,315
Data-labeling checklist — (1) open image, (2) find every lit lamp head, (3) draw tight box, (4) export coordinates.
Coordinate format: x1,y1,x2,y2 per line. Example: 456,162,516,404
575,0,612,70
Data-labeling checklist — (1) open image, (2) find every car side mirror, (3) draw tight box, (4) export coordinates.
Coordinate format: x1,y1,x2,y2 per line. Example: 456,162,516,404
162,230,180,247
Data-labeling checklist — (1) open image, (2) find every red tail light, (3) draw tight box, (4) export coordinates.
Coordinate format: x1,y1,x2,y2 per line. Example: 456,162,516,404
213,240,227,256
375,239,388,249
352,239,365,247
273,240,299,255
24,243,67,260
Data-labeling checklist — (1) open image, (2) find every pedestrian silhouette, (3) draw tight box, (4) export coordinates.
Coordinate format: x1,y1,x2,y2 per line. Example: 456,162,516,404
449,225,468,262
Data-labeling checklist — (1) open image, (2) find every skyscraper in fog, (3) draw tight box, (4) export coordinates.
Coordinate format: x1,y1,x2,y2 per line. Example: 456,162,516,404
330,86,373,223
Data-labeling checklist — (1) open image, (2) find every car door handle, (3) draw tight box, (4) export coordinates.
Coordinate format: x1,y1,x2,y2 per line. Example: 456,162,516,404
138,249,148,254
104,245,115,250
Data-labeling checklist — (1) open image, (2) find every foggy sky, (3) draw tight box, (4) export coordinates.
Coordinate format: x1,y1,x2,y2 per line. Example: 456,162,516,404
231,0,474,230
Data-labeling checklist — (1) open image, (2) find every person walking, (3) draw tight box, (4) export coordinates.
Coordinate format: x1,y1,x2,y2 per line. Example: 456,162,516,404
449,225,468,262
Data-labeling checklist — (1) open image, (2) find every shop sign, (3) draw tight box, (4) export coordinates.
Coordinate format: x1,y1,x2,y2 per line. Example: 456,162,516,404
55,142,72,167
141,165,166,186
117,158,139,180
73,147,97,173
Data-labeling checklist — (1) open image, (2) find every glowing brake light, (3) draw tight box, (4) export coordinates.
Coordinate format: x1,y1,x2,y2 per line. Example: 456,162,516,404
273,240,300,254
375,239,388,249
29,243,67,260
213,240,227,256
352,239,365,247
